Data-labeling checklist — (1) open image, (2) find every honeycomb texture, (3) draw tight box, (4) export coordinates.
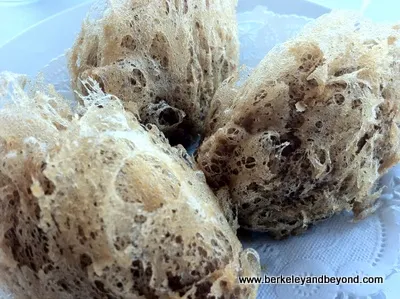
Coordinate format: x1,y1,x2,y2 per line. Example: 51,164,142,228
197,11,400,239
69,0,239,147
0,75,260,299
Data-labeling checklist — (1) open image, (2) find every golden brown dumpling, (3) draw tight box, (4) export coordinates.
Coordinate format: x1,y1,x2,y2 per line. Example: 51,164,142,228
69,0,239,146
197,11,400,239
0,76,260,299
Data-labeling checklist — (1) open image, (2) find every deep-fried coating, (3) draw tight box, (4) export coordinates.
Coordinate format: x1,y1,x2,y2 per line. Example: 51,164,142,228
197,12,400,239
0,75,260,299
69,0,239,146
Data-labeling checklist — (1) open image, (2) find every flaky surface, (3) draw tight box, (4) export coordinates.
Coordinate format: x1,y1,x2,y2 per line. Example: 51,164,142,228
69,0,239,146
0,75,260,299
197,11,400,239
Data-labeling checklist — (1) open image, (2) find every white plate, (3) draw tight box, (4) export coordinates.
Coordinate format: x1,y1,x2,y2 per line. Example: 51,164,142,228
0,1,92,77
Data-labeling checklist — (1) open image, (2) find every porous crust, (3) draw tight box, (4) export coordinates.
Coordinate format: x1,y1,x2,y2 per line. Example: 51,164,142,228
69,0,239,147
197,11,400,239
0,75,260,299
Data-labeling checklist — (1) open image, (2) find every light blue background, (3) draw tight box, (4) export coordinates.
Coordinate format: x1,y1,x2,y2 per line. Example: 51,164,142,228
0,0,399,48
